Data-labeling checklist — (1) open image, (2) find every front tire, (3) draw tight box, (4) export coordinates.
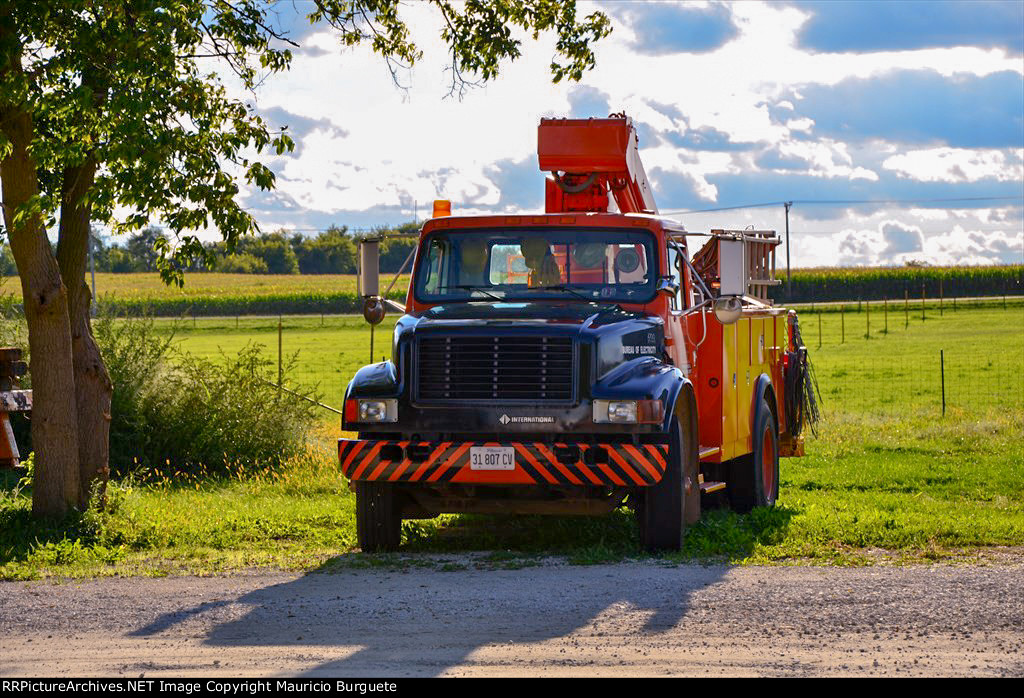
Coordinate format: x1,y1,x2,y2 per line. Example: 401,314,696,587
355,481,401,552
637,410,697,552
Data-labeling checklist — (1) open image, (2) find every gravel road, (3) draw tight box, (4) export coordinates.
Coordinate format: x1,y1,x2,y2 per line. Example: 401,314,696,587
1,561,1021,677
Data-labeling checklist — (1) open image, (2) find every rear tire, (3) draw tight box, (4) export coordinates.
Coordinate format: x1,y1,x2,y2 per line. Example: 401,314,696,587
355,481,401,552
728,398,779,513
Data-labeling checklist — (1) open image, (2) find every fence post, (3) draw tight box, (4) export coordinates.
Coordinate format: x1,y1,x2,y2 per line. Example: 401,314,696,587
818,312,822,349
921,284,926,321
884,297,888,334
905,288,909,329
939,278,943,316
841,305,845,344
865,300,870,339
278,316,283,397
940,349,945,416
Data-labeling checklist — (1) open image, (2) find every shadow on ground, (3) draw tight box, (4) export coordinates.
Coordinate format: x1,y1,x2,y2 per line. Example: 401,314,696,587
128,557,732,676
124,505,795,676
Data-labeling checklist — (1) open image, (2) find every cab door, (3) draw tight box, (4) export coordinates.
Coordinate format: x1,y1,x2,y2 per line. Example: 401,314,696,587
664,241,694,375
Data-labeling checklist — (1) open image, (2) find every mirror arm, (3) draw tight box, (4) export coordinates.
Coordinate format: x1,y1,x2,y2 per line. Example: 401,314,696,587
681,253,713,303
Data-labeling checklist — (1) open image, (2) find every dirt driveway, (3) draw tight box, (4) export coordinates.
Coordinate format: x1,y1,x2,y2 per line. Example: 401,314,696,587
1,561,1021,677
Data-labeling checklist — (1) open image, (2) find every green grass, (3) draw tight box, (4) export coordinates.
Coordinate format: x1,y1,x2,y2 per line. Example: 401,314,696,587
0,448,359,580
1,302,1022,578
161,314,400,409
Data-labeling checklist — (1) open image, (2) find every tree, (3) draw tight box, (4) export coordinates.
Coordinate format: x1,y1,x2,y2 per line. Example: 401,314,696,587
0,1,610,516
379,222,421,273
293,225,358,274
124,228,166,273
235,232,299,275
106,247,137,274
218,252,268,274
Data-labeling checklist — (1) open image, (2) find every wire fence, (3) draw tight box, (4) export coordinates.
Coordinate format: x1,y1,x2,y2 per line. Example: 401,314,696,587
272,342,1024,419
812,352,1024,416
285,355,355,412
184,301,1022,421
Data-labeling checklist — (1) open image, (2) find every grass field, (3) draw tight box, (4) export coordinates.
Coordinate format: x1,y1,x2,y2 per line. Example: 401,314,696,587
0,300,1022,578
0,273,409,300
161,300,1024,416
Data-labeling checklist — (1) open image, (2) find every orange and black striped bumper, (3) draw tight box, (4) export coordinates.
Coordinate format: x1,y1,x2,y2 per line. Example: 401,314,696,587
338,440,668,487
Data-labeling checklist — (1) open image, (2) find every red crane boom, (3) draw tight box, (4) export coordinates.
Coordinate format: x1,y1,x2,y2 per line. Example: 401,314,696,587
537,114,658,216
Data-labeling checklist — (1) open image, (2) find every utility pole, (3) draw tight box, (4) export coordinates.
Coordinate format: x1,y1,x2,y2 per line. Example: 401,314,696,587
784,201,792,301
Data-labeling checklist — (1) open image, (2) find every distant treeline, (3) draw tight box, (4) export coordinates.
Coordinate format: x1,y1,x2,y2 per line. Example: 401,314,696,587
0,227,1019,317
0,223,420,276
770,265,1023,304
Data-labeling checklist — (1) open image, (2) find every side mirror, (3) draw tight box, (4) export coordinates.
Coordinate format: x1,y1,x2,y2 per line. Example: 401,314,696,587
713,295,743,324
363,297,386,325
656,276,679,297
359,238,384,325
358,238,380,298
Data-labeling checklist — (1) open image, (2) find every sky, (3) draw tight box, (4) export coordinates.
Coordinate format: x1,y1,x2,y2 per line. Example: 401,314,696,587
235,0,1024,268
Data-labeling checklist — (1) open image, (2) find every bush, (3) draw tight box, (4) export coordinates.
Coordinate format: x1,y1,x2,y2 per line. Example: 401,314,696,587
93,314,319,476
0,245,16,276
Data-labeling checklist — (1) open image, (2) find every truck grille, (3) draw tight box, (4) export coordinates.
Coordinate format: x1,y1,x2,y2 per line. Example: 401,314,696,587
416,335,574,403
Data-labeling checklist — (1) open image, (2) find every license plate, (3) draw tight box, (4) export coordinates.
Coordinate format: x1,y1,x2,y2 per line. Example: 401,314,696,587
470,446,516,471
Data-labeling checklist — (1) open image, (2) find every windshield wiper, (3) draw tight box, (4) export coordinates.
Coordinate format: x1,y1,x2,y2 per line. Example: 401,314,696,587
538,284,594,302
451,285,503,302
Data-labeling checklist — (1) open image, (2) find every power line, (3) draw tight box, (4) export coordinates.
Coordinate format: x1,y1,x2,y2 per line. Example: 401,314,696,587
661,195,1024,216
661,201,789,215
793,195,1024,206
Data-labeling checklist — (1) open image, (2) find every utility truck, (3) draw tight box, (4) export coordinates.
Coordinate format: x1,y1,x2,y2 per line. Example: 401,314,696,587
342,114,816,552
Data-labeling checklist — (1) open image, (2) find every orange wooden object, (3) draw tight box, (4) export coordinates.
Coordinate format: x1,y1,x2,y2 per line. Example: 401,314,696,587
0,413,19,467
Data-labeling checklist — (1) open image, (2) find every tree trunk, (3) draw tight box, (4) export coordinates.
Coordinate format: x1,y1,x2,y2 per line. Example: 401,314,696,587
0,105,82,517
56,161,113,508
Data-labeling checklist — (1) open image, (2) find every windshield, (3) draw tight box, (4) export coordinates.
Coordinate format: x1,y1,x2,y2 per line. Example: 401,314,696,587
414,228,657,304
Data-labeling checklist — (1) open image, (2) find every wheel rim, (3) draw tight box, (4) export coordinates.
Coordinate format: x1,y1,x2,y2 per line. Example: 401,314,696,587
761,426,775,500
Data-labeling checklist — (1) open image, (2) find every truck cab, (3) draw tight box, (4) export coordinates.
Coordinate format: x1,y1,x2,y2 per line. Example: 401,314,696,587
341,116,813,552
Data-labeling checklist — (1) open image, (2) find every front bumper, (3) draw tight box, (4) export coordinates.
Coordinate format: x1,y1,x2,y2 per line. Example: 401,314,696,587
338,439,667,487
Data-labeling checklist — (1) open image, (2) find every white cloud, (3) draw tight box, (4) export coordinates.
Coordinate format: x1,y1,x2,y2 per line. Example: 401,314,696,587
195,0,1024,267
883,148,1024,182
924,226,1024,266
785,117,814,133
